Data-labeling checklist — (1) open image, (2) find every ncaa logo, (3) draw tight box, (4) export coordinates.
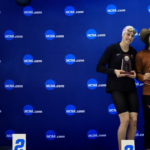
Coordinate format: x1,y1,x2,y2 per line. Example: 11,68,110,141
86,29,97,39
148,5,150,13
13,134,26,150
46,130,56,140
5,130,15,140
65,105,76,116
4,80,14,90
45,79,56,90
124,145,133,150
87,79,97,90
23,105,34,116
108,104,117,115
65,54,76,65
4,30,14,40
23,54,33,65
134,78,139,87
64,6,75,16
121,140,135,150
87,130,98,140
134,28,138,38
23,6,33,16
106,5,117,15
135,129,139,139
45,30,55,40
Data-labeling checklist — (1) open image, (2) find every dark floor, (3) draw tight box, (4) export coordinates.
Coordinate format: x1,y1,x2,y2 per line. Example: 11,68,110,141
0,147,11,150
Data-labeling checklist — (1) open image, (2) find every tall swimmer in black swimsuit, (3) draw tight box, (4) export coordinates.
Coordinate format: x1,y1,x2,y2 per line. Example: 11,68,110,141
96,26,139,150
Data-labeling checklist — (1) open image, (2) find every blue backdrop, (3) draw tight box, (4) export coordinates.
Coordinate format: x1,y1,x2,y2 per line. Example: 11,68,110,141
0,0,148,149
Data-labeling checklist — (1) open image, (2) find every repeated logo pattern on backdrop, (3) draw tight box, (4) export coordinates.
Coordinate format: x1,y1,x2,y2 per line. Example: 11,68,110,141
87,129,107,140
0,0,146,150
65,105,85,115
86,29,106,39
45,130,65,140
4,30,23,40
23,105,43,116
64,6,84,16
106,4,126,15
65,54,85,65
23,6,42,16
4,80,23,90
23,54,42,65
45,30,64,40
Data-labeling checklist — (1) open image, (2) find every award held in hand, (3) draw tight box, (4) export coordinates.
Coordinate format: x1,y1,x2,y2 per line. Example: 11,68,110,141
144,68,150,85
120,54,134,75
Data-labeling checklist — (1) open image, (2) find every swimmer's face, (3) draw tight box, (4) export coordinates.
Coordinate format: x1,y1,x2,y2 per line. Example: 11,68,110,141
122,31,135,44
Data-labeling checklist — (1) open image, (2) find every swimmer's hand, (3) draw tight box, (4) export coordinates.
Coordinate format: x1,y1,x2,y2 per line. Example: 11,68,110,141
114,69,126,78
126,70,136,79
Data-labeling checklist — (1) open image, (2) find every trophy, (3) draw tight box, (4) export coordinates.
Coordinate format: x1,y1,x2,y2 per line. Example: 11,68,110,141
144,68,150,85
120,54,134,75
